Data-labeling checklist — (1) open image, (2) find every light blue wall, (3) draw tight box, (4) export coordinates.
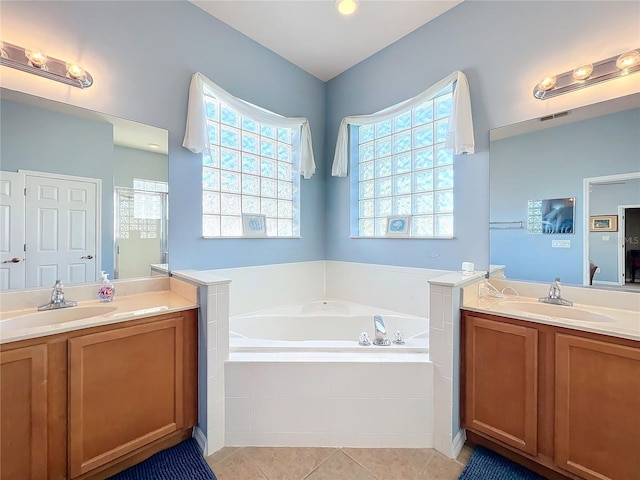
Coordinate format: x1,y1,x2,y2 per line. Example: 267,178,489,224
3,1,637,273
1,0,326,271
324,1,639,271
490,109,640,284
1,99,116,275
113,146,168,188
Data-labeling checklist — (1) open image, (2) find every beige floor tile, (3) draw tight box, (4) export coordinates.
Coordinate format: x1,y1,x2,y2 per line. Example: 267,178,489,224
305,450,377,480
245,447,336,480
206,446,240,466
344,448,434,480
455,443,474,466
209,449,268,480
417,452,464,480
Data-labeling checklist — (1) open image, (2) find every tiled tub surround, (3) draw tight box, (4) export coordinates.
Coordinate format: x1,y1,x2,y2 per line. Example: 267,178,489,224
0,276,198,344
224,356,433,449
226,300,431,448
174,262,447,455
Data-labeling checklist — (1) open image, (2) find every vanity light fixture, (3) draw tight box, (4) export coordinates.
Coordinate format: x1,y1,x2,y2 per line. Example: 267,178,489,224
0,40,93,89
336,0,359,16
534,48,640,99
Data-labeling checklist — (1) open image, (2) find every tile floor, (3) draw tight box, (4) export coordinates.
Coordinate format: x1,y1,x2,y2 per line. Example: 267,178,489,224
206,443,474,480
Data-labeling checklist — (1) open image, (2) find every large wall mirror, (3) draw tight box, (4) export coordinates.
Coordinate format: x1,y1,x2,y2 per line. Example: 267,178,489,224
0,88,169,290
490,93,640,291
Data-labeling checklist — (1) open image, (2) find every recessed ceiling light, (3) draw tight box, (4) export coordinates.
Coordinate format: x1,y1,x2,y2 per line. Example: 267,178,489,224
336,0,359,16
147,143,159,149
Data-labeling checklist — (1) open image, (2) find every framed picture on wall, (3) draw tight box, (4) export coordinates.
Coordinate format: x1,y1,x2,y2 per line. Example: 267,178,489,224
590,215,618,232
385,216,410,236
242,214,267,236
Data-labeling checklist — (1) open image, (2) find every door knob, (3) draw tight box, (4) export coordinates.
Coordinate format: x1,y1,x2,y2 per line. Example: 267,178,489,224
2,257,22,264
81,255,94,260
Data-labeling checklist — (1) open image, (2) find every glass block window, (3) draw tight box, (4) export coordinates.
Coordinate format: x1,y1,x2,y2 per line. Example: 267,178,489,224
118,180,168,240
356,86,454,237
202,95,299,237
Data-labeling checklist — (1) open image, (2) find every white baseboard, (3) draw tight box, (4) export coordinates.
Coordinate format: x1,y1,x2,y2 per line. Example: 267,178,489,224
452,429,467,459
192,426,207,455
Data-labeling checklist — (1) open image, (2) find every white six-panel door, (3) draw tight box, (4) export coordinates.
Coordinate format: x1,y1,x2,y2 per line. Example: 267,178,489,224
24,173,99,288
0,171,26,289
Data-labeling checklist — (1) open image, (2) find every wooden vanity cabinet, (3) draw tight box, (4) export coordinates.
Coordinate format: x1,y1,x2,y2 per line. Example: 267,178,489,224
0,308,198,480
462,315,539,455
0,344,49,479
461,310,640,480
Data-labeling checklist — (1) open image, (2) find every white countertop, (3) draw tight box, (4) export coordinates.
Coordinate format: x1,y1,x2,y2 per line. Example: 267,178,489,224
463,295,640,342
0,290,198,344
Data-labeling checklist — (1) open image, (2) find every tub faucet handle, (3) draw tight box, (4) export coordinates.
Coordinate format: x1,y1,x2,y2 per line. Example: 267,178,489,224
393,330,405,345
359,332,371,346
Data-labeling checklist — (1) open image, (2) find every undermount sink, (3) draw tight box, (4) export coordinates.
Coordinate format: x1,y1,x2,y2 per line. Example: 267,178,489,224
0,305,117,331
498,301,615,323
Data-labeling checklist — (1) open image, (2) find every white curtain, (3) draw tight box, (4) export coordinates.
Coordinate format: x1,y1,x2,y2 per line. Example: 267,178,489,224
182,72,316,179
331,71,475,177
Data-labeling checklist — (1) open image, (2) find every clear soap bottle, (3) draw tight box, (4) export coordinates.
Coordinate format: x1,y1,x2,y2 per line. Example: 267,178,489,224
98,271,115,302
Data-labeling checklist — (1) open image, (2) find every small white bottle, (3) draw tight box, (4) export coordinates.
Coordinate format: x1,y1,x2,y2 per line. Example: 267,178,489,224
98,271,115,302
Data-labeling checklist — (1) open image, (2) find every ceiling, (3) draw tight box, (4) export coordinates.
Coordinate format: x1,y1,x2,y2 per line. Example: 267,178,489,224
190,0,464,81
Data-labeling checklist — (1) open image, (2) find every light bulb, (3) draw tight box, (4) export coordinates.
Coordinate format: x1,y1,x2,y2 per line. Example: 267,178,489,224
66,63,85,79
616,50,640,70
26,49,47,68
537,76,556,91
336,0,358,16
572,63,593,81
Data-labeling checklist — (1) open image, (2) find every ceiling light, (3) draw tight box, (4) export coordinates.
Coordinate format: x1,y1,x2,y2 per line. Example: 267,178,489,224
336,0,358,16
0,40,93,88
537,76,556,91
147,143,160,149
616,50,640,70
533,47,640,100
572,63,593,81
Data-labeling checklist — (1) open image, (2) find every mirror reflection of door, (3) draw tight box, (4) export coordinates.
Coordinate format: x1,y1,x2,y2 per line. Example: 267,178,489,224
0,171,26,289
1,170,99,289
114,180,168,279
622,207,640,289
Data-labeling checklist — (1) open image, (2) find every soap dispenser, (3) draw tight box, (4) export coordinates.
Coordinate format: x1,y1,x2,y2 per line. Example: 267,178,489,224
98,271,115,302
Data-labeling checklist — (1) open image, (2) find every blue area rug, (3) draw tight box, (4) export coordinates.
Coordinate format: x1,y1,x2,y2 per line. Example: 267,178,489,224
458,446,545,480
109,438,217,480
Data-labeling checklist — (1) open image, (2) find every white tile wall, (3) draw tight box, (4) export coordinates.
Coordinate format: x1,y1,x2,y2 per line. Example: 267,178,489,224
325,261,449,317
225,358,433,448
208,261,325,316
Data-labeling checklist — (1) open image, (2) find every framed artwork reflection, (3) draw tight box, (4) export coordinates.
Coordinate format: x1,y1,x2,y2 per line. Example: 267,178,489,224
590,215,618,232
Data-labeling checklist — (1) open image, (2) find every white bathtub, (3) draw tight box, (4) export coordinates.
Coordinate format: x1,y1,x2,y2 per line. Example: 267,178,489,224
230,299,429,353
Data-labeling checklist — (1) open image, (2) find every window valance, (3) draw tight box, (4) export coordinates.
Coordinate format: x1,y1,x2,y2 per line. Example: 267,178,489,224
331,70,474,177
182,72,316,179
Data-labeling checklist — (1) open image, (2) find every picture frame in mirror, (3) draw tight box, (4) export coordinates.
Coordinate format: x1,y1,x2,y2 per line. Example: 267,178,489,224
590,215,618,232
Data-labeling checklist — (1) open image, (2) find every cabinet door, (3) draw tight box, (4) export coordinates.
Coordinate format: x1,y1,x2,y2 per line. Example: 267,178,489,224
1,344,48,480
68,317,185,478
555,334,640,480
464,315,538,455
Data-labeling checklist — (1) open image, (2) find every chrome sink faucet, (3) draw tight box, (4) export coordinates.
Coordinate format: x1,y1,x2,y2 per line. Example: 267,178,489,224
373,315,390,346
38,280,77,311
539,278,573,306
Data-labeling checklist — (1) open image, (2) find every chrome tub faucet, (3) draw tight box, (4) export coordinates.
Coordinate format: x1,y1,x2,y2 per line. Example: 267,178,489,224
373,315,390,346
539,278,573,306
38,280,77,311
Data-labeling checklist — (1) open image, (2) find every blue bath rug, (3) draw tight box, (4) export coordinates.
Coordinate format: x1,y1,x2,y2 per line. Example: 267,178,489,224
109,438,217,480
458,446,545,480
